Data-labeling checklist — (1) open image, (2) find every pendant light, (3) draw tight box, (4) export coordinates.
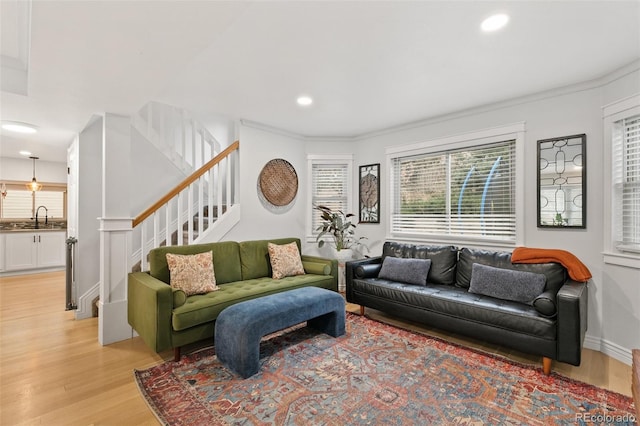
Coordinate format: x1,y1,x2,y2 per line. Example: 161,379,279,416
26,156,42,192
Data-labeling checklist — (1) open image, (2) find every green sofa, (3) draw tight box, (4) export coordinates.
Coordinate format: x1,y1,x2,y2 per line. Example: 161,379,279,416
128,237,338,360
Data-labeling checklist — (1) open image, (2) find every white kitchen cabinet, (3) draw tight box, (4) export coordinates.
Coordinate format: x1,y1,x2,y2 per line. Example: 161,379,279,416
4,231,66,271
37,232,66,268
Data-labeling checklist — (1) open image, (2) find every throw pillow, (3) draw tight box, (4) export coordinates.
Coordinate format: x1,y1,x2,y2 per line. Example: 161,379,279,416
268,242,305,279
469,263,546,304
378,257,432,286
533,290,557,317
165,251,218,296
302,261,331,276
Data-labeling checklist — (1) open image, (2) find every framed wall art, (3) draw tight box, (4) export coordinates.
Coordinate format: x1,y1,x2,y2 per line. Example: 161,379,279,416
359,163,380,223
537,134,586,228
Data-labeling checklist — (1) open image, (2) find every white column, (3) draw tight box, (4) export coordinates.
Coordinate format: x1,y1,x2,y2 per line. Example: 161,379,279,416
98,218,133,344
99,113,133,345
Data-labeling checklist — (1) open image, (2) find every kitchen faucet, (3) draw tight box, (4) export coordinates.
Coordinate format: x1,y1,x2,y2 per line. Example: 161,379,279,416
35,205,48,229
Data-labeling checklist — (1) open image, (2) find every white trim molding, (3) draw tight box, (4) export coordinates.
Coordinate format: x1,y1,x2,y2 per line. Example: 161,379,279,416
602,94,640,265
584,334,633,366
305,154,354,243
75,281,100,320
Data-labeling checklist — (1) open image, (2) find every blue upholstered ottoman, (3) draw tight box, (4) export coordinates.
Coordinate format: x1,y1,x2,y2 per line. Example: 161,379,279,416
215,287,346,378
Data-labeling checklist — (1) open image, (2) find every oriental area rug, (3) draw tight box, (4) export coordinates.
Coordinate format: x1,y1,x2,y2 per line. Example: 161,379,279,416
134,313,636,426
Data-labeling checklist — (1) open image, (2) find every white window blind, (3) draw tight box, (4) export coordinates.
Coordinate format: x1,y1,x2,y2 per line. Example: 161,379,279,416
612,114,640,253
311,163,349,235
0,189,65,219
391,140,516,241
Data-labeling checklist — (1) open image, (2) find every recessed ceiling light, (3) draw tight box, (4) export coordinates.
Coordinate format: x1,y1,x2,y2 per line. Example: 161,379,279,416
1,121,38,134
296,95,313,107
481,13,509,32
19,150,32,156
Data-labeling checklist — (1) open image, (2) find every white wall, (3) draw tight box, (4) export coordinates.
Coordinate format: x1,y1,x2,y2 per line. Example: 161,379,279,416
0,157,67,183
73,115,103,317
129,126,188,216
301,64,640,362
293,64,640,363
223,124,308,242
598,66,640,359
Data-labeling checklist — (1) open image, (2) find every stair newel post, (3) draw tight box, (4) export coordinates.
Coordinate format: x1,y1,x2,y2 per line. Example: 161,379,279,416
99,113,134,345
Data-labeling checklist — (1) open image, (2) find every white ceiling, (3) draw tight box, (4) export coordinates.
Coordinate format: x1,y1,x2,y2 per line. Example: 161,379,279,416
1,1,639,163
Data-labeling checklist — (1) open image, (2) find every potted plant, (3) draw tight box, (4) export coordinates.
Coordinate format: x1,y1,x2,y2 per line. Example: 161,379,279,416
314,205,367,261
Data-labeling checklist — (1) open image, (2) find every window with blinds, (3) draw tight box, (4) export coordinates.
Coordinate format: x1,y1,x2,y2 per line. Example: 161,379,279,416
311,162,350,235
612,114,640,253
0,189,65,220
391,140,516,241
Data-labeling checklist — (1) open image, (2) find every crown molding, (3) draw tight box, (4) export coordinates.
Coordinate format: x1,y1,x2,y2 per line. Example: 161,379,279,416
241,60,640,142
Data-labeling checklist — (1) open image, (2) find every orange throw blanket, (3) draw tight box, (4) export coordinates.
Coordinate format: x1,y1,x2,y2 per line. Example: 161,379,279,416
511,247,592,282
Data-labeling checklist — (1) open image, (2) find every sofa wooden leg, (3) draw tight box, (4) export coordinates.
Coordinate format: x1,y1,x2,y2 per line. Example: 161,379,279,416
174,347,181,362
360,305,365,316
543,357,552,375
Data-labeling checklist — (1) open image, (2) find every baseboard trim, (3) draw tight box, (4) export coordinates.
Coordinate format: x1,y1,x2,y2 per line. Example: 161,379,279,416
75,281,100,320
584,334,632,366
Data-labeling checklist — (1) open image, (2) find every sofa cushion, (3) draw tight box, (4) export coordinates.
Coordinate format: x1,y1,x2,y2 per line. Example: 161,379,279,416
239,238,301,280
355,263,382,279
268,242,305,279
350,278,556,340
149,241,242,285
302,261,331,275
382,241,416,259
456,248,566,294
166,251,219,296
533,290,557,317
469,263,546,304
172,288,187,308
379,257,432,286
382,242,457,285
413,244,458,285
171,274,335,331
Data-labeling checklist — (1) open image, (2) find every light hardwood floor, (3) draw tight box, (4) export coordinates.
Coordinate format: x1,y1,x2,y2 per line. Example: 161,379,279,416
0,271,633,425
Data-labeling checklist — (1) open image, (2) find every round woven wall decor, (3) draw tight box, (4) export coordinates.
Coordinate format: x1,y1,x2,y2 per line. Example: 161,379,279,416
258,158,298,207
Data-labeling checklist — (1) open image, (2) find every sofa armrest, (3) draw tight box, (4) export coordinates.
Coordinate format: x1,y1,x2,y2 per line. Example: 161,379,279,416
556,279,588,366
128,272,174,353
301,255,338,291
345,256,382,301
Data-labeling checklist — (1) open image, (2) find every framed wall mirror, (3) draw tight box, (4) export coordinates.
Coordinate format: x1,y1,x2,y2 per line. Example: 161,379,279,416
537,134,586,228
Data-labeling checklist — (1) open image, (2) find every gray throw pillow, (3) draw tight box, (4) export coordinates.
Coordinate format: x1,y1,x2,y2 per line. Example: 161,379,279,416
469,263,546,304
378,257,432,286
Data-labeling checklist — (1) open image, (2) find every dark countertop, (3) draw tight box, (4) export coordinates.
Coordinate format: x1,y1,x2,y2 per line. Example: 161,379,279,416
0,222,67,233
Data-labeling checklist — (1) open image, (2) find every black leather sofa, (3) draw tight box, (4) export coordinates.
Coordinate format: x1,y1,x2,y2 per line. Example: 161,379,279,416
345,242,588,374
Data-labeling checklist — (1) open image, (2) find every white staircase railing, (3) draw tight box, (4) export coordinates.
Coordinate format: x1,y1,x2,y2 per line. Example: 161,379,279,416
131,141,240,271
132,101,221,174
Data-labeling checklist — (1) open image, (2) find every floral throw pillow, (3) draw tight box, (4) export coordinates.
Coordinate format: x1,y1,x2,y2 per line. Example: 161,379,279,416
268,242,305,280
165,251,218,296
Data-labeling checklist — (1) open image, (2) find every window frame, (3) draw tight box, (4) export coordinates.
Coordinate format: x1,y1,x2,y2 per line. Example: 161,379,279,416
386,123,525,249
602,94,640,268
0,181,67,221
306,154,353,243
